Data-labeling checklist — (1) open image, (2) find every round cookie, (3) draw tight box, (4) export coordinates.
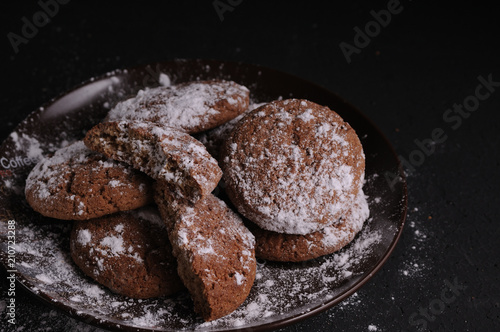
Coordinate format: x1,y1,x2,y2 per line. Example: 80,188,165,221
155,188,256,322
249,190,370,262
104,80,250,134
221,99,365,235
84,121,222,203
25,141,153,220
70,206,184,299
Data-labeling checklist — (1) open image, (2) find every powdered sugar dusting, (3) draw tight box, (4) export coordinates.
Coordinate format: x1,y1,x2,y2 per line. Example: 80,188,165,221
158,73,171,87
223,99,365,235
0,186,386,331
297,108,316,122
199,223,383,329
130,206,165,228
25,141,136,203
9,132,45,161
90,121,221,201
105,81,248,132
321,191,370,248
0,65,404,331
77,229,92,246
173,195,255,274
99,235,125,255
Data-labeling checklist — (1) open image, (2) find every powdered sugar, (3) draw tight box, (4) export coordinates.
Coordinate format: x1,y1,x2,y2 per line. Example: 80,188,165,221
199,224,382,330
234,272,245,285
131,205,165,228
108,179,122,187
36,273,54,285
77,229,92,246
0,205,384,331
158,73,171,87
105,81,249,133
173,195,255,267
321,191,370,248
9,132,45,161
297,108,316,122
99,235,125,256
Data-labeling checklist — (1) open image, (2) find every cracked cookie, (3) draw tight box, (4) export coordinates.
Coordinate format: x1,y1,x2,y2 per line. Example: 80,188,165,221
25,141,153,220
84,121,222,203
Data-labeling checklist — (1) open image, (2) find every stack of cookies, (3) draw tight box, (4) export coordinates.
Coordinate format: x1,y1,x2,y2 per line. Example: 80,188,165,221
220,99,369,262
24,79,369,322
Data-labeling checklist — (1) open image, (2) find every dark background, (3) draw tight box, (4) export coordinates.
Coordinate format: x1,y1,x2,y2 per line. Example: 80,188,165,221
1,1,499,331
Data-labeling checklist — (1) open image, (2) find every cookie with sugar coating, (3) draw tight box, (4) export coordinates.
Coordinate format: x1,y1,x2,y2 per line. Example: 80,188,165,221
84,120,222,203
249,190,370,262
104,80,250,134
155,186,256,322
25,141,153,220
70,206,184,299
221,99,365,235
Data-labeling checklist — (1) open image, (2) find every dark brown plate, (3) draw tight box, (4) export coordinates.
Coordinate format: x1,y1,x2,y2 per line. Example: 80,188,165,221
0,59,407,331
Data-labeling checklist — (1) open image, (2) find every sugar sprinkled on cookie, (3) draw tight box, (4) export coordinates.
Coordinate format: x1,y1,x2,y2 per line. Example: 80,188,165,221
84,121,222,202
70,206,184,299
104,80,250,134
249,190,370,262
155,188,256,322
25,140,153,220
221,99,365,235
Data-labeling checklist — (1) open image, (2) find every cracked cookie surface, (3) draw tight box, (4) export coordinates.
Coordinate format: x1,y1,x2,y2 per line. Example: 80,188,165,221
84,121,222,203
25,141,153,220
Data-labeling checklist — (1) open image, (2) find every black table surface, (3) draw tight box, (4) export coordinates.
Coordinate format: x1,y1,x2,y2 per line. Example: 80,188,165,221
1,2,499,332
